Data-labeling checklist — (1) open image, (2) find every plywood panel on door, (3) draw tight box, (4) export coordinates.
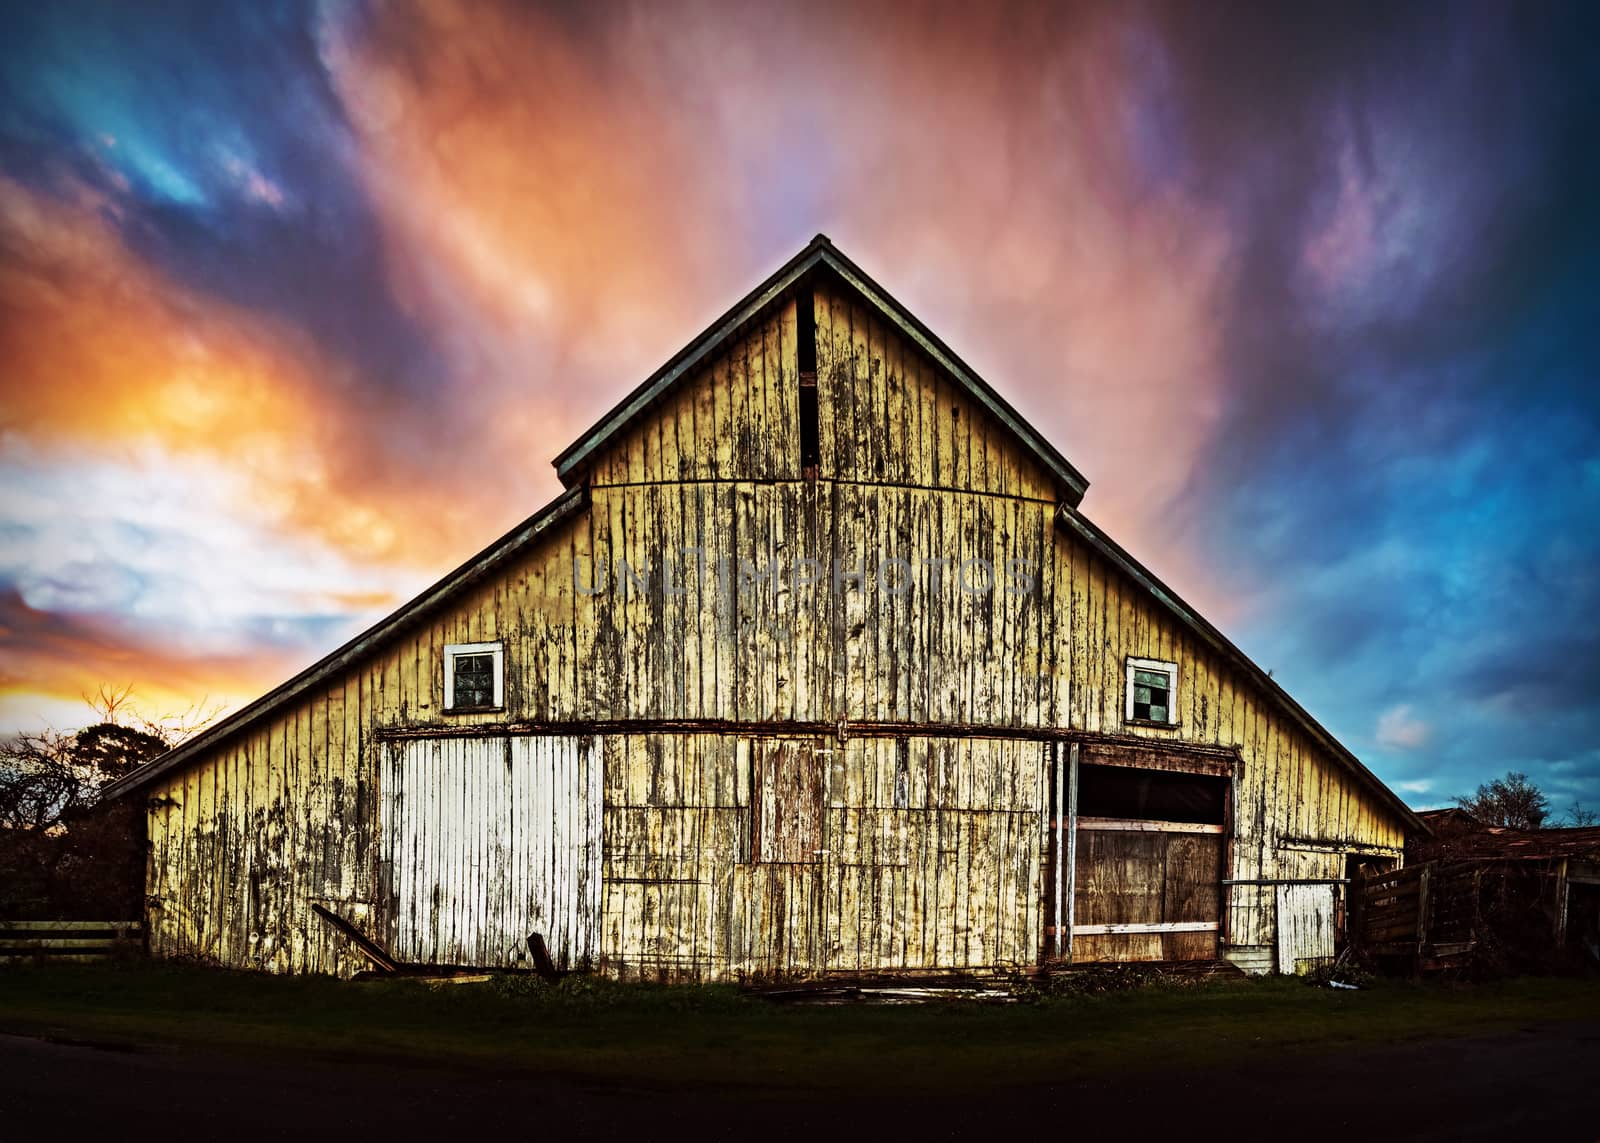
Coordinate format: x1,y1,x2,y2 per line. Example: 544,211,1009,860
1071,826,1222,962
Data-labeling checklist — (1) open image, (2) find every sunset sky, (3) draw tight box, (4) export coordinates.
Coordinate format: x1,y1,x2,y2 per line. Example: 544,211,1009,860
1,1,1596,814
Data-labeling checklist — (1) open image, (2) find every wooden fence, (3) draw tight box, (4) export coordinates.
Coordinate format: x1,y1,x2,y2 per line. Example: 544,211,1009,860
1356,862,1480,969
0,921,144,964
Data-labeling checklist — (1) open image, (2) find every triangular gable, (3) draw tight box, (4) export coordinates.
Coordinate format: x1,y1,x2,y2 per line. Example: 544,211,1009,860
553,234,1090,506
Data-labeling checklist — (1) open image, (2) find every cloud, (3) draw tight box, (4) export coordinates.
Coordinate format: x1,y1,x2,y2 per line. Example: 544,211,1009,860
0,171,547,568
1376,705,1430,752
316,1,1239,599
0,442,427,729
0,0,1596,816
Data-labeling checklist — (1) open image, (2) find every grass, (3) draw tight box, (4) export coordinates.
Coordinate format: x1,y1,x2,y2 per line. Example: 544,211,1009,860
1,962,1597,1092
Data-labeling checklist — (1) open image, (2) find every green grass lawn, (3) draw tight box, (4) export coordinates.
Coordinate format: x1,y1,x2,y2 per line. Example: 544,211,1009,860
2,962,1597,1091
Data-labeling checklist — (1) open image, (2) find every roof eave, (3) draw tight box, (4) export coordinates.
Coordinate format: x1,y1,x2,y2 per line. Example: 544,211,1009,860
1054,504,1427,837
102,485,589,800
552,240,829,486
813,245,1088,506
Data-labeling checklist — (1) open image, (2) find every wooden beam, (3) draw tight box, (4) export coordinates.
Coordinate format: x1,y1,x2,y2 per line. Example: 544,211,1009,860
0,920,141,932
1065,742,1079,962
1416,865,1432,960
311,903,400,974
1051,743,1065,960
1077,817,1224,835
1079,743,1234,777
1074,922,1219,936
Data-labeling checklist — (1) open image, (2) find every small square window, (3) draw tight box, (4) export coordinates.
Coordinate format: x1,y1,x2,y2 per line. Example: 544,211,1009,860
1126,657,1177,726
444,642,504,712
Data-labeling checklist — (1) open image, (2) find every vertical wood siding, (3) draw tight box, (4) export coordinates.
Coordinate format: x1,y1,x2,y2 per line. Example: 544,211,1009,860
598,733,1044,980
143,277,1407,976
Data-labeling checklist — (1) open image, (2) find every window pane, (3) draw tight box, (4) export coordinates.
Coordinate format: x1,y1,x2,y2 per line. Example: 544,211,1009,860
1134,669,1167,688
1135,685,1152,704
1133,701,1151,720
453,653,495,707
1150,704,1168,723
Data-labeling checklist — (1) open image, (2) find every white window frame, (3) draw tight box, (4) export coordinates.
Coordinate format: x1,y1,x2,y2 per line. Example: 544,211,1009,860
1125,656,1178,726
443,641,505,712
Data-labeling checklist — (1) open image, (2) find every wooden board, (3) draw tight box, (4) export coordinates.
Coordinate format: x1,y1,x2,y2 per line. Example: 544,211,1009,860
754,741,824,864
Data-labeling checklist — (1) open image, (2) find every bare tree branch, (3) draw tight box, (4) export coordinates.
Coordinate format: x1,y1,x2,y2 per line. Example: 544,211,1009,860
1454,771,1551,830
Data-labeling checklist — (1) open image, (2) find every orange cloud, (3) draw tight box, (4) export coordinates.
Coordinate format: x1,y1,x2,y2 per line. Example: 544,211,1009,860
1,2,1253,732
0,173,519,568
323,2,1239,615
321,0,757,455
0,589,300,735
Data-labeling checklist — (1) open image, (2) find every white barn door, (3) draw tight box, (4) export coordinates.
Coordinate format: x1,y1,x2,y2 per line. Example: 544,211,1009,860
383,736,601,969
1276,883,1336,974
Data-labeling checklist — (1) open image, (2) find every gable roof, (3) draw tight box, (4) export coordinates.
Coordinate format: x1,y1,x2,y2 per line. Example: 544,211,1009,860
1418,807,1483,830
553,234,1090,505
103,236,1422,834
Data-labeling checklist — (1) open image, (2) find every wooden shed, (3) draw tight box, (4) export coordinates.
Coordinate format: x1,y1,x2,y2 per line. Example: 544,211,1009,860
104,235,1423,980
1355,812,1600,973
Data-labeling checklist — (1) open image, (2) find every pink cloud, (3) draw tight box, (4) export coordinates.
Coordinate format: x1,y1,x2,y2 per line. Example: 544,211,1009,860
1376,703,1431,751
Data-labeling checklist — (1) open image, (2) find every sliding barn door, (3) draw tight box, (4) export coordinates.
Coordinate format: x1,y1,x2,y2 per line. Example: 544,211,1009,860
382,736,602,969
1055,758,1230,963
1072,825,1222,961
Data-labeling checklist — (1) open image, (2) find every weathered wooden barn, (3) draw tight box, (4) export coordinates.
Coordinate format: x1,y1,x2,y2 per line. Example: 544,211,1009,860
104,235,1422,980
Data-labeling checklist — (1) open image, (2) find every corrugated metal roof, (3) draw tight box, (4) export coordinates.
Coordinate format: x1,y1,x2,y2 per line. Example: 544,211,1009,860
1412,818,1600,861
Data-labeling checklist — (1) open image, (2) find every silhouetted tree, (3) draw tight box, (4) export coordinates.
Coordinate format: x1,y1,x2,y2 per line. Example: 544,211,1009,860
0,723,169,832
0,688,215,917
1454,771,1550,830
1564,802,1598,828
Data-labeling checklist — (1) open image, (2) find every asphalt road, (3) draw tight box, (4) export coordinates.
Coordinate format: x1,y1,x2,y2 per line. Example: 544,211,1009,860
2,1021,1597,1141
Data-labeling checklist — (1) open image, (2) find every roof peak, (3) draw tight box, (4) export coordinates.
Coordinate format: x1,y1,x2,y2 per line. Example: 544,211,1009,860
551,235,1090,502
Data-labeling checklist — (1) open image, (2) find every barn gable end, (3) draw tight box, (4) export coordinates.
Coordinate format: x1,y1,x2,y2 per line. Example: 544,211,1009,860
109,237,1418,979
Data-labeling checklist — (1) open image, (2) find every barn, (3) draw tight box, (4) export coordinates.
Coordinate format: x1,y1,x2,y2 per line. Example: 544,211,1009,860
103,235,1423,980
